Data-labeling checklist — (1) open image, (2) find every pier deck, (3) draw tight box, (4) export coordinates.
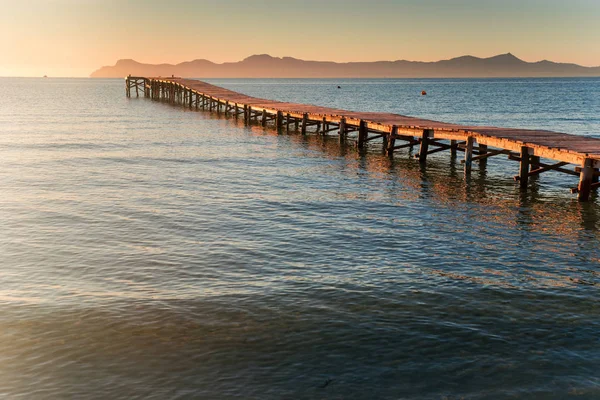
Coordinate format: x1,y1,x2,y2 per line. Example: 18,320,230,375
126,76,600,201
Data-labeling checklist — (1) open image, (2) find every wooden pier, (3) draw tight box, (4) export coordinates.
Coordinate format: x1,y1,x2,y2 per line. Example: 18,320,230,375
126,76,600,201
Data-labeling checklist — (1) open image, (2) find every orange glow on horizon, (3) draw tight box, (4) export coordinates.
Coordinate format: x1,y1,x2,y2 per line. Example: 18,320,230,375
1,1,599,77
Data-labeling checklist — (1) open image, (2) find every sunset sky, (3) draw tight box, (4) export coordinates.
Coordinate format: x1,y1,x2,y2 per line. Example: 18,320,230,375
1,0,599,77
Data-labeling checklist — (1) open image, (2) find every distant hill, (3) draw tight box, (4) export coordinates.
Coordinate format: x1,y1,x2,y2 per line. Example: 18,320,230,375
90,53,600,78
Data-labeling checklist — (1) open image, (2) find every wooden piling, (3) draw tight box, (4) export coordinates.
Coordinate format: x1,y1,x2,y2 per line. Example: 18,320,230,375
578,158,594,201
418,129,432,163
301,114,308,135
518,146,531,190
339,118,346,143
357,120,368,149
386,126,398,156
262,109,268,127
464,136,474,174
531,155,540,172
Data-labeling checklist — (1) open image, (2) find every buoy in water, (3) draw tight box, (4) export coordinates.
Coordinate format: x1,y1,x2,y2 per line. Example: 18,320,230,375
421,90,427,96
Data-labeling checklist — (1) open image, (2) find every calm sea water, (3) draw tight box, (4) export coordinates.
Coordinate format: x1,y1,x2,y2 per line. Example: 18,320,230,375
0,77,599,399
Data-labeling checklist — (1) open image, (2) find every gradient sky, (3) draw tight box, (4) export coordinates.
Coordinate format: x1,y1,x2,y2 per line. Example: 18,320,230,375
1,0,599,77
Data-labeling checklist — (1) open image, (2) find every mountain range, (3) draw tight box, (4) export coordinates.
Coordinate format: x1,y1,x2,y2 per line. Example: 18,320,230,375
90,53,600,78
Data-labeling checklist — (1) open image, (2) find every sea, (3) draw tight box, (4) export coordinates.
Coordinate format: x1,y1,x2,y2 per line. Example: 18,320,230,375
0,77,599,399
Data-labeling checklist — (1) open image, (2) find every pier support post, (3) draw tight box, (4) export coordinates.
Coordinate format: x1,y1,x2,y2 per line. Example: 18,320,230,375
418,129,432,163
386,126,397,156
286,114,291,133
261,110,268,127
357,120,368,149
301,114,308,135
478,144,488,164
246,106,252,124
382,130,388,151
339,118,346,143
276,111,283,130
531,155,540,171
518,146,531,190
188,90,193,109
464,136,474,174
578,158,594,202
450,140,458,158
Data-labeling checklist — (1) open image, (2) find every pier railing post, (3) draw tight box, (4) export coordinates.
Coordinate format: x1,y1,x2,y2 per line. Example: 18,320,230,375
578,158,594,201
